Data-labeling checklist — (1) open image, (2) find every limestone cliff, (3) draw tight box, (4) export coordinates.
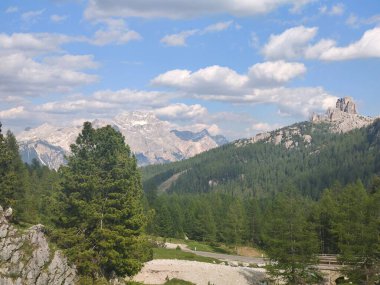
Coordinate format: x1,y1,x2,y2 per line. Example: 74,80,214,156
0,206,76,285
311,96,375,133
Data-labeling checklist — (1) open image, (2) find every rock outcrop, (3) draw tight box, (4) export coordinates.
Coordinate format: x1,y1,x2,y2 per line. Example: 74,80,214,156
235,97,378,149
0,206,76,285
311,97,375,133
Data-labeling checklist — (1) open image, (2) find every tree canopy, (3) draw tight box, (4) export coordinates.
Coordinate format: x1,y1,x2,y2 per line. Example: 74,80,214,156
54,122,151,279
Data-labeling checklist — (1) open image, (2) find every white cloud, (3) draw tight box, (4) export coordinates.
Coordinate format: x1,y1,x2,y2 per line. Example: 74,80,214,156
85,0,313,20
202,20,234,33
91,19,141,45
320,27,380,60
152,64,336,117
154,103,207,120
0,107,26,119
263,26,380,61
330,3,345,16
153,61,306,91
43,55,99,70
36,100,116,114
161,21,233,47
248,61,306,86
262,26,318,59
346,14,380,28
50,14,68,22
0,53,98,99
161,30,198,46
93,88,173,107
0,33,72,56
0,33,98,100
250,122,279,132
21,9,45,22
5,6,18,14
320,3,345,16
152,66,248,95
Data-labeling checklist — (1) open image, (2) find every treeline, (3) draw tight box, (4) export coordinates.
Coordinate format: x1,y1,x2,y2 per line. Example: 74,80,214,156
147,180,380,284
143,120,380,199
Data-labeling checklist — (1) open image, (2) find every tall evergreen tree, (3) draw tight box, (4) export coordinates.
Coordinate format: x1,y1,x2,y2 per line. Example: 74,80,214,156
0,124,27,217
263,189,321,284
334,181,380,285
55,122,151,279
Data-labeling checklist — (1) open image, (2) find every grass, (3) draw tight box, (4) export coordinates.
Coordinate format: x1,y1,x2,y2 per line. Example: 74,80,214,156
153,248,220,264
164,278,195,285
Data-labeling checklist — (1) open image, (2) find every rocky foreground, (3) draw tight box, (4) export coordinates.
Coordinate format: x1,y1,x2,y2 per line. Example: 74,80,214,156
133,259,267,285
0,206,76,285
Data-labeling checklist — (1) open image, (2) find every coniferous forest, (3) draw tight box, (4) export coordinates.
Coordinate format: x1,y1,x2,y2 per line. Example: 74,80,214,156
0,120,379,284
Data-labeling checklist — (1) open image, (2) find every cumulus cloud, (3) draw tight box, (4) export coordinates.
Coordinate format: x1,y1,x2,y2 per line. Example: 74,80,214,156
248,61,306,86
262,26,318,59
153,61,306,91
84,0,313,20
0,33,72,56
0,32,98,100
91,19,141,45
154,103,207,120
0,53,98,99
161,21,234,47
263,26,380,61
152,64,336,117
320,27,380,60
152,66,248,94
0,107,26,119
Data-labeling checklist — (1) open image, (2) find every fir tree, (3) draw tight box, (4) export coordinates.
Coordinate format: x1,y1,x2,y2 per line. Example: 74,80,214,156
55,122,151,279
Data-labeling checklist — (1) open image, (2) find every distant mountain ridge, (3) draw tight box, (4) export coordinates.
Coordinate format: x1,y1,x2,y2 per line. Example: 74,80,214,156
142,97,380,198
17,112,228,170
235,96,377,149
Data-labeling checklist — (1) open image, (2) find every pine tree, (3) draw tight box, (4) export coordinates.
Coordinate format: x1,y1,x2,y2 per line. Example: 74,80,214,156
334,181,380,285
0,124,27,217
263,189,322,284
55,122,151,279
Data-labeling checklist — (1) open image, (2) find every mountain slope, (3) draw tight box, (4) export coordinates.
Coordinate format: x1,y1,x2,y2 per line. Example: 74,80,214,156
17,112,227,169
142,98,380,199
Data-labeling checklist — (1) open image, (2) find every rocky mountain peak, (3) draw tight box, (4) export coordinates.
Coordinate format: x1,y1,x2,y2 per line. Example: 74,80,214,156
311,97,375,133
336,96,357,114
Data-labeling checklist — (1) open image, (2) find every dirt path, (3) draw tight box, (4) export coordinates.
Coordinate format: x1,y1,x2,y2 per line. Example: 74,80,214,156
133,259,267,285
165,242,267,265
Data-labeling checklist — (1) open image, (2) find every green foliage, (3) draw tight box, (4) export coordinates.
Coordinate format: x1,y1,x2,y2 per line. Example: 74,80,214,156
142,121,380,199
164,278,195,285
333,181,380,285
152,248,220,264
262,189,322,284
54,122,151,279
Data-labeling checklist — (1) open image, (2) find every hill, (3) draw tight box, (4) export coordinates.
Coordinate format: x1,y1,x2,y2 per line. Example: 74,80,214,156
142,98,380,199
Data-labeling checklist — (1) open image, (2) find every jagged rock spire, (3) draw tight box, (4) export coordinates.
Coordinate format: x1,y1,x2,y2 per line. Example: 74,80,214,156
336,97,357,114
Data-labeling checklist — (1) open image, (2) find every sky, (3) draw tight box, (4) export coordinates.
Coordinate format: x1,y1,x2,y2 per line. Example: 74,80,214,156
0,0,379,139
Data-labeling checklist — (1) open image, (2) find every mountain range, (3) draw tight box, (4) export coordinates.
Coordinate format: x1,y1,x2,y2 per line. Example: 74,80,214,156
142,97,380,198
17,112,228,170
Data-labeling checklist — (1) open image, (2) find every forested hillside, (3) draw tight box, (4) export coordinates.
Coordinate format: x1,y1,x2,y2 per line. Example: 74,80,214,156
143,119,380,199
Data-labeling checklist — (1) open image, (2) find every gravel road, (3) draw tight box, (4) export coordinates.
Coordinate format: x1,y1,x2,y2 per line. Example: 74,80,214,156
133,259,267,285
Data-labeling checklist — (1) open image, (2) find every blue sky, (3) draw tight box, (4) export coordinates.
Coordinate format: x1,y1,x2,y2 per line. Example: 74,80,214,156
0,0,379,139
